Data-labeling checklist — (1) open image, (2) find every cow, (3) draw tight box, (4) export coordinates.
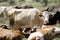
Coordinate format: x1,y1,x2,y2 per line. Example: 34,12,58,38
0,28,22,40
21,26,39,38
42,25,60,37
27,32,44,40
0,6,44,38
27,25,55,40
9,8,44,29
42,5,60,25
7,8,44,38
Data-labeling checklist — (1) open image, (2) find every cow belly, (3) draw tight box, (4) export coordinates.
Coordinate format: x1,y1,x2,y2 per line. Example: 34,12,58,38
14,16,31,28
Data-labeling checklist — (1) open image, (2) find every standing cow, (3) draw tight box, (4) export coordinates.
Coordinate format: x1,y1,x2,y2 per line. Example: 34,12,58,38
42,5,60,25
10,8,44,29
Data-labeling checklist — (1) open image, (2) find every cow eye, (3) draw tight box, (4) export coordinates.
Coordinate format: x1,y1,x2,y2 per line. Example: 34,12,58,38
39,15,43,17
49,15,53,18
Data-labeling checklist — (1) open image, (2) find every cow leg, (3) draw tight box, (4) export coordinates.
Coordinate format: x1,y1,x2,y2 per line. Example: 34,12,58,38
9,18,14,27
59,20,60,25
2,8,7,24
58,16,60,26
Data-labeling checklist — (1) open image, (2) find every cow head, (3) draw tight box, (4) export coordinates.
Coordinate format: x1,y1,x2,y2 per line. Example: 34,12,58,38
42,11,54,24
0,24,8,29
42,11,49,24
42,6,58,24
22,26,37,34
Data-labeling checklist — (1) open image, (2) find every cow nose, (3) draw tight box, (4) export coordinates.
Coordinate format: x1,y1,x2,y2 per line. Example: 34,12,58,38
45,20,49,23
44,20,49,24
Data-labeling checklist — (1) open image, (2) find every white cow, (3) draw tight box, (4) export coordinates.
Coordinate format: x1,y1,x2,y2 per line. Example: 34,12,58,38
0,28,22,40
9,8,44,29
42,5,60,25
27,32,44,40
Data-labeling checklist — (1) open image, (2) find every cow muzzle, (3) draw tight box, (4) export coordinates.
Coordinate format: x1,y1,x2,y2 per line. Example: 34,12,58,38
44,20,49,24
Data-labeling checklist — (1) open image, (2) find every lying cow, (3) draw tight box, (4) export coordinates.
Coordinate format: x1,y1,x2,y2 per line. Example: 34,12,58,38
0,28,22,40
42,25,60,37
27,32,44,40
21,26,38,38
28,25,55,40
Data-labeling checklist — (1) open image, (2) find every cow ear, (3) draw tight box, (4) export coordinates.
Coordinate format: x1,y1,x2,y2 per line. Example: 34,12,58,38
39,11,43,17
49,13,53,18
39,14,43,17
14,11,22,15
52,27,55,33
47,31,51,35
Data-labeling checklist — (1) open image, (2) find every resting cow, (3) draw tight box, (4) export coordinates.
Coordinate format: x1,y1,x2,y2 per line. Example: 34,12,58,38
0,28,22,40
42,25,60,37
28,25,55,40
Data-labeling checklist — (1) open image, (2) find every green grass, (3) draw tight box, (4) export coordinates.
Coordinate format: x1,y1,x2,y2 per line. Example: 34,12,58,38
23,38,27,40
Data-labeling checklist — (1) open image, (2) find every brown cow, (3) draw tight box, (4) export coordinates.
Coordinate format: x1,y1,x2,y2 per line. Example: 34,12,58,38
28,25,55,40
0,28,22,40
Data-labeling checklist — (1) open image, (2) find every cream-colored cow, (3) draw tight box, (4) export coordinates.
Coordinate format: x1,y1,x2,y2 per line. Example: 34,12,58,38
9,8,44,29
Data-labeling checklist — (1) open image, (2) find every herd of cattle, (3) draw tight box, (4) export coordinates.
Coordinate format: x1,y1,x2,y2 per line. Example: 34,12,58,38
0,5,60,40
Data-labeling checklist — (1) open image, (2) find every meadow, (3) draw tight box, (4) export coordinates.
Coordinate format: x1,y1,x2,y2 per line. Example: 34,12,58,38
0,0,60,40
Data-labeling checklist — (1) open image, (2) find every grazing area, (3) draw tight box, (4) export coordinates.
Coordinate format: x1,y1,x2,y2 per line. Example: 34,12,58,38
0,0,60,40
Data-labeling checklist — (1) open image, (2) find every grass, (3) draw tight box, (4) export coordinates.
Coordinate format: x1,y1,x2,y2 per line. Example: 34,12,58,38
23,38,27,40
